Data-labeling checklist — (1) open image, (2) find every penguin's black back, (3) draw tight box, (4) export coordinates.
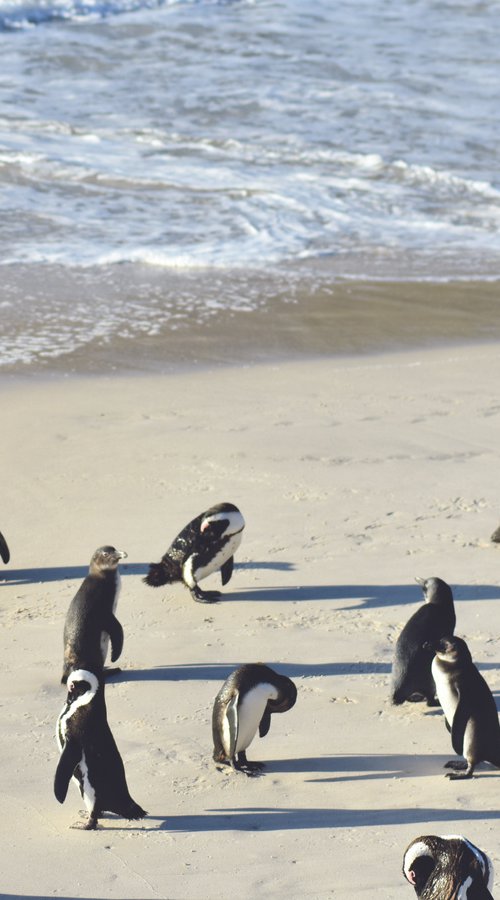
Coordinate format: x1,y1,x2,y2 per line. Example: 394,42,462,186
63,570,120,675
143,514,203,587
391,599,456,705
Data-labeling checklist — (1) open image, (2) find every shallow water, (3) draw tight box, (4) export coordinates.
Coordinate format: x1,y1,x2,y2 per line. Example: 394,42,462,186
1,0,500,370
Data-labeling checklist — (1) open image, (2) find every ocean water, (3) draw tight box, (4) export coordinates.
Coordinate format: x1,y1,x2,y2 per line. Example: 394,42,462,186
1,0,500,370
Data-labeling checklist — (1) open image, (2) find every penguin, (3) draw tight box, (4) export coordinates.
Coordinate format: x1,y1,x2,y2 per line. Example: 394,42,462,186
391,577,456,707
62,546,127,685
491,525,500,543
0,531,9,564
429,635,500,779
212,663,297,776
55,669,146,830
144,502,245,604
403,834,494,898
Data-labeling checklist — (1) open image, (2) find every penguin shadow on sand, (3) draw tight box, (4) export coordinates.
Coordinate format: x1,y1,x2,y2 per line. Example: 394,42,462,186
117,660,392,683
144,804,500,834
0,562,148,585
229,581,500,609
269,752,456,781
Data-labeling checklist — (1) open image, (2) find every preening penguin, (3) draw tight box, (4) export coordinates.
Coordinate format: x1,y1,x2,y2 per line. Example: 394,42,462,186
144,502,245,603
391,577,456,707
55,669,147,830
0,531,10,564
62,546,127,685
403,834,494,898
212,663,297,776
429,635,500,779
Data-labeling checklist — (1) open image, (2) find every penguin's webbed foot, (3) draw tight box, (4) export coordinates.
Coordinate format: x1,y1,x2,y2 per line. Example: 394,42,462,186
70,814,99,830
190,585,221,604
234,752,265,777
425,696,440,707
445,759,474,779
446,769,474,780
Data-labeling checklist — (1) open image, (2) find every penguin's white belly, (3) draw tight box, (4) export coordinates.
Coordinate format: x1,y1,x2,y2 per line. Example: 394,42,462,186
432,662,458,726
100,632,110,662
192,531,243,582
235,683,278,753
462,721,476,761
77,751,96,813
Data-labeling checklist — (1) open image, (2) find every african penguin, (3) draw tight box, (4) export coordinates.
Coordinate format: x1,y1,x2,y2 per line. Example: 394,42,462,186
144,502,245,603
212,663,297,776
0,531,10,564
429,635,500,779
391,577,456,707
55,669,146,830
491,525,500,543
62,546,127,685
403,834,494,898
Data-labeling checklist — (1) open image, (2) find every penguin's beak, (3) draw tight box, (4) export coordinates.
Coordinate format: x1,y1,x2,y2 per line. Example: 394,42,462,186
414,576,426,586
115,550,128,560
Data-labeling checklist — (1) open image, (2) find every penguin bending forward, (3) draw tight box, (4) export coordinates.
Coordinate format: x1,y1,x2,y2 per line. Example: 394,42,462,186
55,669,147,830
391,577,456,707
212,663,297,776
0,531,10,564
144,502,245,603
62,546,127,685
403,834,494,898
429,635,500,779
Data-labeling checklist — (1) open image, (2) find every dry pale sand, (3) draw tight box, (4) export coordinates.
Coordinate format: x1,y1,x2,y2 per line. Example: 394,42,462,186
1,342,500,899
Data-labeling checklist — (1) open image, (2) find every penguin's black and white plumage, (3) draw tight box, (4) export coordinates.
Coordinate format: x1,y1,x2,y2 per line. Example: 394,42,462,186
144,502,245,604
55,669,146,830
0,531,9,564
430,635,500,779
403,834,494,898
391,577,456,707
212,663,297,776
62,546,127,685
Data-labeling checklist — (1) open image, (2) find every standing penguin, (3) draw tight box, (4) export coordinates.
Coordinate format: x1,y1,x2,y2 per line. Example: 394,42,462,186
391,577,456,707
144,502,245,604
62,546,127,685
430,635,500,779
403,834,494,898
0,531,10,564
212,663,297,776
55,669,146,830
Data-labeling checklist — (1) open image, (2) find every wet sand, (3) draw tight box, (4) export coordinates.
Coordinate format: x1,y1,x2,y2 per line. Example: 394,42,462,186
1,262,500,375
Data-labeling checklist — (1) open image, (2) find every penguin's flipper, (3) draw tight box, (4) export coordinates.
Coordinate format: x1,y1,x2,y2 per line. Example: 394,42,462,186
220,556,234,586
259,706,272,738
226,693,239,759
107,615,124,663
54,740,81,803
451,689,471,757
0,532,10,565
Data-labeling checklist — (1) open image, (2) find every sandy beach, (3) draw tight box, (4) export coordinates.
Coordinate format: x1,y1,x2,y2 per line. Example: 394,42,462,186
1,338,499,898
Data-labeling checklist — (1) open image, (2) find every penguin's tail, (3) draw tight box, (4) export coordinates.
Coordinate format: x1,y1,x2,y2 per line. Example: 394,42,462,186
143,563,167,587
390,688,405,706
143,560,175,587
125,800,147,820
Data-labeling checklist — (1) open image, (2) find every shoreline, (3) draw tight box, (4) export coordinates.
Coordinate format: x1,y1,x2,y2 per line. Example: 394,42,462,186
2,266,500,377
